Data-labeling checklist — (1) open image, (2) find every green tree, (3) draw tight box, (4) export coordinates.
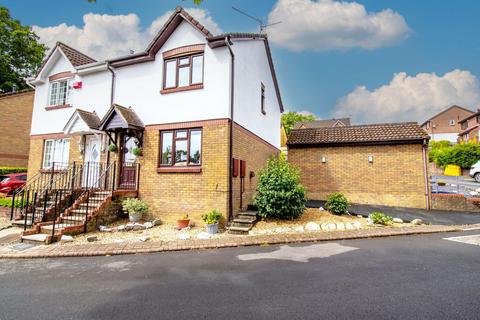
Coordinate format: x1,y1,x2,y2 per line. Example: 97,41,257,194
281,111,316,135
0,7,46,93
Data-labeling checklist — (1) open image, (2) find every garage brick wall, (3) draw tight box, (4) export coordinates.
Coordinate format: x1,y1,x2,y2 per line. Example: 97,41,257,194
288,144,428,209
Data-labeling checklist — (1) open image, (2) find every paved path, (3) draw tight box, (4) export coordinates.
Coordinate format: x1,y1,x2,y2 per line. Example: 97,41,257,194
308,200,480,225
1,230,479,319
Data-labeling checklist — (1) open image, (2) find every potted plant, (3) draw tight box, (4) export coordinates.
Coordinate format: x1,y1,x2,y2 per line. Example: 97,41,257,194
108,143,118,153
122,198,148,222
202,210,222,234
132,147,143,157
177,213,190,229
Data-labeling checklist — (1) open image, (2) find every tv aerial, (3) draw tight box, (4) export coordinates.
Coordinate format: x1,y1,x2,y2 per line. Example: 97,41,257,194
232,7,281,33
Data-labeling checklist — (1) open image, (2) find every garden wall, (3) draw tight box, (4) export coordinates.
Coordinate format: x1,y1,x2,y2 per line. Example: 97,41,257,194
431,194,480,212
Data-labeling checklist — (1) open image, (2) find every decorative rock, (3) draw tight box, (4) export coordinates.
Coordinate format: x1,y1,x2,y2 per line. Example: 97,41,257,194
133,223,146,231
327,223,337,231
87,236,97,242
305,222,321,231
353,221,362,229
125,223,134,231
470,191,479,196
152,219,162,226
117,225,126,232
178,233,190,240
60,235,74,242
138,236,150,242
197,232,211,240
114,239,125,244
144,222,154,229
293,226,305,233
275,227,291,233
336,223,345,230
393,218,404,224
181,226,191,231
366,218,374,226
357,215,364,218
411,218,423,225
99,226,113,232
320,223,329,231
319,207,325,211
345,222,355,230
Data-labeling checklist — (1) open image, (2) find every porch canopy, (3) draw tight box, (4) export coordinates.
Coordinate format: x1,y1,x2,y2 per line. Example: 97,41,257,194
63,109,102,135
98,104,145,144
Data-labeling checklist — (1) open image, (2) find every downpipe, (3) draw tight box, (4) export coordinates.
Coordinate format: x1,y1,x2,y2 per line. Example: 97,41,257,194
225,36,235,221
422,139,430,210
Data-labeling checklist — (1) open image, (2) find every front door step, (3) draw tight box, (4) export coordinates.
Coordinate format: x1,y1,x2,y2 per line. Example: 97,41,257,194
21,234,48,244
227,211,258,235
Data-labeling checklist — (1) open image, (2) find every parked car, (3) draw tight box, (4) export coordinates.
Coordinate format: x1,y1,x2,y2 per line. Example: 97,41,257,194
0,173,27,195
469,161,480,182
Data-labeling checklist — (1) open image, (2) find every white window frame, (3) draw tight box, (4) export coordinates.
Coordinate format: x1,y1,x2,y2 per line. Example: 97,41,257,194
42,139,70,169
449,119,456,126
48,78,72,106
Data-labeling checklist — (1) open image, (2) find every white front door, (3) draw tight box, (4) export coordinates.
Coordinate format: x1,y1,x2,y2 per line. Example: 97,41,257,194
83,135,101,187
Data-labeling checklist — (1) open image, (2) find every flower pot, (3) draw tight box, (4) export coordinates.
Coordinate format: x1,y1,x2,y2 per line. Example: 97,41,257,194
205,223,218,234
129,212,142,222
177,219,190,229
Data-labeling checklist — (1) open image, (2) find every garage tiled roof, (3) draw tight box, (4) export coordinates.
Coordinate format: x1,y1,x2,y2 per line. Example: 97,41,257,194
287,122,429,146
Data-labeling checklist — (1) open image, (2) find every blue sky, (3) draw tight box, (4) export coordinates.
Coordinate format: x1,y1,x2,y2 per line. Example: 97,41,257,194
3,0,480,124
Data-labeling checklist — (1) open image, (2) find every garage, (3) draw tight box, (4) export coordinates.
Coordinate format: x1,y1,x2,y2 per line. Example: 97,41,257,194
287,122,430,209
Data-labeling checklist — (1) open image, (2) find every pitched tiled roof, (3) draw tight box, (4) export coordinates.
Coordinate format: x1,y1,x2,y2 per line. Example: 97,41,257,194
421,105,474,126
76,109,101,129
287,122,429,146
114,104,144,128
0,88,34,99
57,42,97,67
294,118,351,129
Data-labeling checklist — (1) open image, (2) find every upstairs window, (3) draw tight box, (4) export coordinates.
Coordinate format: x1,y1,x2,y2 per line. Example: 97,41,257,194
449,119,456,126
43,139,70,169
159,129,202,167
48,79,71,106
163,54,204,90
461,122,468,130
261,83,266,115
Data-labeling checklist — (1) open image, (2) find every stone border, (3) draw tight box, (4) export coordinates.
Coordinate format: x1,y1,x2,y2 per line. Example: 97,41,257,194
0,225,462,259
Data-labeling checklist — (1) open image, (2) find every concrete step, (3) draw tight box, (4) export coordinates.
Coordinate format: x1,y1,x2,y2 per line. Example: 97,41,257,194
233,216,257,224
11,219,33,226
21,234,48,243
41,223,77,231
236,211,257,218
227,225,251,232
61,215,85,222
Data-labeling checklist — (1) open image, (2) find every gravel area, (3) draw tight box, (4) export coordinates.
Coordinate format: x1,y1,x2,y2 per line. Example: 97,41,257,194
60,208,410,246
0,216,11,230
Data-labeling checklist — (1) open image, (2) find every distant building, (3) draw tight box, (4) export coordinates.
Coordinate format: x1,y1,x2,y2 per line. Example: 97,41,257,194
420,105,474,143
458,110,480,143
294,118,351,129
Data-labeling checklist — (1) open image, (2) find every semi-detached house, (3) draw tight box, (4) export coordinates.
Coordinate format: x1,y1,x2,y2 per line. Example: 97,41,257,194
24,7,283,227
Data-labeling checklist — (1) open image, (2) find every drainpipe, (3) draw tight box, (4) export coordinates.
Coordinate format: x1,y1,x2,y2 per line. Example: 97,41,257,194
422,139,430,210
225,36,235,221
107,63,116,106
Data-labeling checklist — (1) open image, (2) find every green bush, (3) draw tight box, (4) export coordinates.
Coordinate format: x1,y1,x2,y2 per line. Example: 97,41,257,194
254,155,306,220
430,142,480,169
428,140,451,163
0,197,28,208
325,192,349,215
0,167,27,175
369,212,393,225
122,198,149,215
202,210,222,224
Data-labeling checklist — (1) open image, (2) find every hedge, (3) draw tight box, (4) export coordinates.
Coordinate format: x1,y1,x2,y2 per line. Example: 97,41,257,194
0,197,28,208
429,141,480,169
0,167,27,175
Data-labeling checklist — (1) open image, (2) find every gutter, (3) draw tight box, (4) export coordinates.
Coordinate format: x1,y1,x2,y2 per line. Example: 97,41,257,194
225,36,235,221
422,138,430,210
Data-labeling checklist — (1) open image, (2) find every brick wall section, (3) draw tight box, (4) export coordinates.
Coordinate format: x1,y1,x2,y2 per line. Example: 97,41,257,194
137,120,230,224
288,144,428,208
431,194,480,212
422,106,473,135
0,91,34,167
27,137,44,179
232,123,279,214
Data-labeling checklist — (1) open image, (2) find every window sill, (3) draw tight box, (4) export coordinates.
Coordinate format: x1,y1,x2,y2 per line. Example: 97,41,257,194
160,84,203,95
157,166,202,173
45,104,72,111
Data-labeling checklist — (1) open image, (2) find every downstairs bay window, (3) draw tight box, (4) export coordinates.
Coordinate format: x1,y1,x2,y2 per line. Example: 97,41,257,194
159,129,202,172
43,139,70,169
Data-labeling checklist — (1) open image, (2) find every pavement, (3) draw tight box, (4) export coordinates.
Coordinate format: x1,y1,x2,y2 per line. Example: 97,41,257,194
1,230,479,319
307,200,480,225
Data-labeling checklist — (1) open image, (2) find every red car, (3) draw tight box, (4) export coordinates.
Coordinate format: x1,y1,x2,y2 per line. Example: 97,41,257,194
0,173,27,195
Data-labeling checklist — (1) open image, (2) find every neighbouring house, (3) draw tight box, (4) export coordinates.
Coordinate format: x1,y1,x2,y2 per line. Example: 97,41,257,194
0,89,34,167
421,105,474,143
19,7,283,237
458,109,480,143
294,118,351,129
287,122,430,209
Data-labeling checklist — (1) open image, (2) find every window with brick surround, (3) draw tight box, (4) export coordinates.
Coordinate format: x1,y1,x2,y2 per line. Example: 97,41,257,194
163,53,204,90
42,138,70,169
159,129,202,167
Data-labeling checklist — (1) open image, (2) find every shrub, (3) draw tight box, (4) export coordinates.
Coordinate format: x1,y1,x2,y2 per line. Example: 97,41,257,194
202,210,222,224
122,198,148,215
429,142,480,169
0,197,29,208
369,212,393,225
325,192,349,215
0,167,27,175
254,155,306,220
108,144,118,153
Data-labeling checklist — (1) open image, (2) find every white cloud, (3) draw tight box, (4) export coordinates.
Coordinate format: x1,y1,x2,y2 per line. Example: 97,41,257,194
32,8,222,61
267,0,410,51
333,69,480,123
